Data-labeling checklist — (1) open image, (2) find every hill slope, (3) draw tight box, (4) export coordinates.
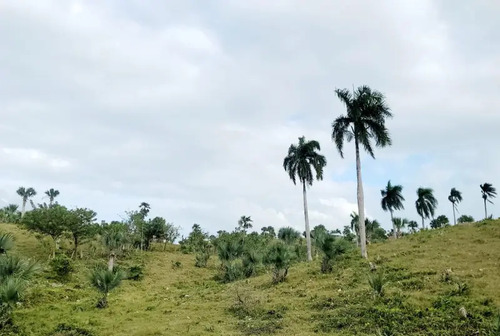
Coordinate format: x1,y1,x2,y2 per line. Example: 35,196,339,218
2,221,500,335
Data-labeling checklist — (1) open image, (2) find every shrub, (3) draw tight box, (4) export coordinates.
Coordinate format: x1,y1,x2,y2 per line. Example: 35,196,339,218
264,241,292,284
171,261,182,269
89,267,126,308
318,236,351,273
221,260,243,283
52,323,95,336
242,250,262,278
195,251,210,268
0,233,14,255
126,265,144,281
368,271,387,297
50,254,74,280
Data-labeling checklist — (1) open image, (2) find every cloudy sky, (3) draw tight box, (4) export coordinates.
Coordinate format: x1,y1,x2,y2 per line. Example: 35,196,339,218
1,1,499,236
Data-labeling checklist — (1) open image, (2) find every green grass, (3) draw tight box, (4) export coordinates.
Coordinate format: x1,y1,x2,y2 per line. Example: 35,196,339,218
2,220,500,335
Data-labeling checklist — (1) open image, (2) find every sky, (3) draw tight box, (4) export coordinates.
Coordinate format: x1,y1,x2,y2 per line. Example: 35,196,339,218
1,0,499,237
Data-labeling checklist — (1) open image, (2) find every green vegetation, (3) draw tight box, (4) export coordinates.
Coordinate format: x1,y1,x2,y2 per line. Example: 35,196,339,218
480,183,497,219
0,219,498,335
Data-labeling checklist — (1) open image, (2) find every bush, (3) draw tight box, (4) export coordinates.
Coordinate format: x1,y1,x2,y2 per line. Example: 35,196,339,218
318,236,351,273
52,323,95,336
264,242,292,284
50,254,74,280
242,250,262,278
368,271,387,297
171,261,182,269
126,265,144,281
195,251,210,268
221,260,243,283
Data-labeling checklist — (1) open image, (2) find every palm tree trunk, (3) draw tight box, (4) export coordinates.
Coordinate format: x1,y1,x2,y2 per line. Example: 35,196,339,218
73,236,79,259
452,204,456,225
302,182,312,262
421,215,425,229
108,253,115,271
391,210,396,239
484,199,488,219
21,199,27,218
355,140,367,259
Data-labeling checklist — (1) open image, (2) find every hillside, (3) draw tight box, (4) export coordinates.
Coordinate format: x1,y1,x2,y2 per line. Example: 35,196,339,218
2,221,500,336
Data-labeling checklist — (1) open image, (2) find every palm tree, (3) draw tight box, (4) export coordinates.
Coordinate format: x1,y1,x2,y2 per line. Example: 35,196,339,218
415,188,438,229
89,267,126,308
44,188,60,206
392,218,408,237
138,202,150,250
332,86,392,258
0,233,14,255
381,180,405,239
480,183,497,219
283,136,327,261
16,187,37,217
448,188,462,225
407,220,419,233
349,212,360,246
237,216,253,232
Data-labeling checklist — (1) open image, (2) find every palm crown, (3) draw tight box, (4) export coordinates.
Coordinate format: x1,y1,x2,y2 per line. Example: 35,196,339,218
480,183,497,219
283,136,326,186
332,85,392,158
415,187,438,228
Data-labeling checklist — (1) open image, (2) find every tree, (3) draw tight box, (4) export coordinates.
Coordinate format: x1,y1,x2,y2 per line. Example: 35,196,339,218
332,86,393,258
89,267,126,308
415,188,438,229
430,215,449,229
237,216,253,233
21,205,70,257
260,226,276,239
16,187,37,217
407,220,419,233
144,217,167,250
264,241,292,284
283,136,326,261
67,208,97,258
44,188,60,206
138,202,150,250
381,180,405,239
392,218,408,237
0,205,20,224
448,188,462,225
277,227,301,245
457,215,474,224
480,183,497,219
102,223,128,271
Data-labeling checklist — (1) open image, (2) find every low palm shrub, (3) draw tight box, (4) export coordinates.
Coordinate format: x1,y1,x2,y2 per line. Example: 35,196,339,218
89,267,126,308
264,241,292,284
318,236,351,273
368,270,387,297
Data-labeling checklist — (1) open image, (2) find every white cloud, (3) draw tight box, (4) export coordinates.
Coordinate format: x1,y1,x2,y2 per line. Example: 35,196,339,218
0,0,499,235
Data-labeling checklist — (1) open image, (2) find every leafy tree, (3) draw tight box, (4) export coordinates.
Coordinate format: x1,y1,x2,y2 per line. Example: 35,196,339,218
480,183,497,219
365,219,387,243
163,223,180,250
415,188,438,229
311,224,329,249
237,216,253,233
392,217,408,237
342,225,356,243
260,226,276,239
430,215,449,229
264,241,293,284
16,187,37,217
144,216,167,250
448,188,463,225
89,267,126,308
381,180,405,239
332,86,392,258
179,224,209,254
139,202,150,219
283,136,327,261
457,215,474,224
277,227,301,245
317,235,351,273
407,220,419,233
0,205,20,224
67,208,97,258
44,188,60,206
22,205,71,256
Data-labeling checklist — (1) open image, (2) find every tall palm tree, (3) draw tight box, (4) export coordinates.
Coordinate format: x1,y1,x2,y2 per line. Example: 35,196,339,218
16,187,37,217
332,85,392,258
448,188,462,225
44,188,60,206
237,216,253,232
138,202,150,250
381,180,405,239
415,188,438,229
283,136,327,261
480,183,497,219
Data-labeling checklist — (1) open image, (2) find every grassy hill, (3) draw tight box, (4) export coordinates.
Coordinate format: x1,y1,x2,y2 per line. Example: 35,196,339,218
2,221,500,335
